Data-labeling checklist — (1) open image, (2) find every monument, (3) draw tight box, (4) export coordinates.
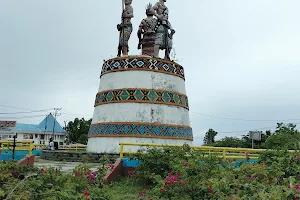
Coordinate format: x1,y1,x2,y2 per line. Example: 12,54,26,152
87,0,193,154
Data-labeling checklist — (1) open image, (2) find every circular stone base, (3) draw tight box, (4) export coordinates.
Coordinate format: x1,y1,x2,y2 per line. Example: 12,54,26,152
87,137,192,154
42,150,118,162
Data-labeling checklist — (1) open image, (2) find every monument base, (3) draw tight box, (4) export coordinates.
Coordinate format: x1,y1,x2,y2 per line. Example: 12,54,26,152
87,137,192,154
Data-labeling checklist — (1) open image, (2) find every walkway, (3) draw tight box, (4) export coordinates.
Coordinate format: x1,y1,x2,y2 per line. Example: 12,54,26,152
34,157,100,173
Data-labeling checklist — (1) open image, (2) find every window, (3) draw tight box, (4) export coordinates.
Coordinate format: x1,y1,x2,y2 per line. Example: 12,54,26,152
23,134,33,140
59,142,63,145
1,135,8,139
35,134,38,138
41,135,45,140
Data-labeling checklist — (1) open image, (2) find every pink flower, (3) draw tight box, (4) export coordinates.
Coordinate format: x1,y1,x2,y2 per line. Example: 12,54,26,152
89,179,95,184
297,156,300,160
296,184,300,190
84,190,89,197
185,162,189,167
86,171,90,175
89,174,95,179
92,172,97,176
208,186,213,193
288,185,291,189
160,187,166,192
138,193,146,199
128,170,135,177
108,164,115,170
40,168,44,171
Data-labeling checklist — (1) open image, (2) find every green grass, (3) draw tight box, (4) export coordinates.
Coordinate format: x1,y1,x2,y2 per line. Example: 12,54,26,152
102,177,151,200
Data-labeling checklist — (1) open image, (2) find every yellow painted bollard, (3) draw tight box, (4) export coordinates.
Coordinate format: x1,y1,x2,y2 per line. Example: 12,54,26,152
29,142,33,156
120,143,124,158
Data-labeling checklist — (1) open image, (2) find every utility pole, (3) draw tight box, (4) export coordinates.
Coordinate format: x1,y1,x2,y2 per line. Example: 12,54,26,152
52,108,62,140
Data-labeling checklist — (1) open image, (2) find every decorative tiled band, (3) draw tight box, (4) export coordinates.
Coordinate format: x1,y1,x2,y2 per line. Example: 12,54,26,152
101,56,185,80
94,88,189,109
88,122,193,140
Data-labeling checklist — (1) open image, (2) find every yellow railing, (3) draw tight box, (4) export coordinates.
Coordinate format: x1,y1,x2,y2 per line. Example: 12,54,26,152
0,140,34,156
0,140,87,152
119,142,267,159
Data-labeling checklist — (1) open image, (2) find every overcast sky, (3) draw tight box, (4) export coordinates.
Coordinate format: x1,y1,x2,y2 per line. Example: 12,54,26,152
1,0,300,145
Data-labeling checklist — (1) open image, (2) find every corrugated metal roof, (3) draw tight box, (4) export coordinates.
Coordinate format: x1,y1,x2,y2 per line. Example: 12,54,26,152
38,113,65,133
16,124,41,133
16,114,65,134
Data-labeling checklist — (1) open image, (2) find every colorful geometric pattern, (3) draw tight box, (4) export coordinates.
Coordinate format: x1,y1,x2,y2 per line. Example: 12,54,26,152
88,122,193,140
94,88,189,109
101,56,185,80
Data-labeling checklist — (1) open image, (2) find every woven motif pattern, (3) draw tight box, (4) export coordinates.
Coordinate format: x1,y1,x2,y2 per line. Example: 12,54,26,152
94,88,189,109
101,56,185,79
88,122,193,140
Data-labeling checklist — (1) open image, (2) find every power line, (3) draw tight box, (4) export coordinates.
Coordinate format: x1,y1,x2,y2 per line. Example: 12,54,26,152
0,109,53,115
0,104,54,111
217,123,300,134
190,111,300,122
0,114,49,120
61,111,92,117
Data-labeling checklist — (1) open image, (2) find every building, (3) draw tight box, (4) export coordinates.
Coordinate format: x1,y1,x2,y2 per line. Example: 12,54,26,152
0,114,66,145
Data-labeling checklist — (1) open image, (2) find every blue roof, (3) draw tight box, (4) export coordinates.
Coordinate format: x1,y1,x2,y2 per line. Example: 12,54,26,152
16,113,65,134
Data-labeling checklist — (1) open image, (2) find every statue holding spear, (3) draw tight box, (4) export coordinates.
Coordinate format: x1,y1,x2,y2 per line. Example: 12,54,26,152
117,0,134,57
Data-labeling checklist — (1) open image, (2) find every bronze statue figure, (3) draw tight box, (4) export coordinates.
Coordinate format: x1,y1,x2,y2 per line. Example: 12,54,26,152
117,0,134,57
137,3,158,57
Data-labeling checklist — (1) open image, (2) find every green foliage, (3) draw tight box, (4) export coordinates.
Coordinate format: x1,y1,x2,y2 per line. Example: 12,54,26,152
203,129,218,145
0,161,36,174
264,123,300,150
208,123,300,150
210,136,251,148
0,161,115,200
65,118,92,145
131,145,300,200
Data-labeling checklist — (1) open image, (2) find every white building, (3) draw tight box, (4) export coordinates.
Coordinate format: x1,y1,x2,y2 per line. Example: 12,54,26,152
0,114,66,145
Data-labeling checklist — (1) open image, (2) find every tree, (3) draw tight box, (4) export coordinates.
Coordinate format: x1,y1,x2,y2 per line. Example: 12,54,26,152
203,129,218,145
212,137,250,148
264,123,300,150
65,118,92,145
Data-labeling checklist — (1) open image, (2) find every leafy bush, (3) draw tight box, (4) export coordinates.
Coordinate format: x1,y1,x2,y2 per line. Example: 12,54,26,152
131,146,300,200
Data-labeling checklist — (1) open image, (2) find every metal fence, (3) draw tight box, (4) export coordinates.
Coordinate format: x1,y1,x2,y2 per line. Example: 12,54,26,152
119,142,269,159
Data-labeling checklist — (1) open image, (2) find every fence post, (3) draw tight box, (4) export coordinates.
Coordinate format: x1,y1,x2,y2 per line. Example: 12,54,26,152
222,149,226,159
29,142,33,156
12,135,16,160
120,143,124,158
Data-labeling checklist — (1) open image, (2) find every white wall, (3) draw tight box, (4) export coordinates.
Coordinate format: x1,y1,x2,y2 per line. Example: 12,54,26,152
92,103,190,126
98,71,186,94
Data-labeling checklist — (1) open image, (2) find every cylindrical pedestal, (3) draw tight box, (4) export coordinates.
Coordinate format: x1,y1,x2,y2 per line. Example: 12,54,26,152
87,56,193,154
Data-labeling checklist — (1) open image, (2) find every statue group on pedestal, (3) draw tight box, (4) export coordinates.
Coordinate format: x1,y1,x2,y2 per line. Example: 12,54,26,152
117,0,175,60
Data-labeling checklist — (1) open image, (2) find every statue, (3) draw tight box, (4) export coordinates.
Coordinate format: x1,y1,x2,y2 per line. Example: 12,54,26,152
117,0,134,57
153,0,175,60
137,3,158,57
